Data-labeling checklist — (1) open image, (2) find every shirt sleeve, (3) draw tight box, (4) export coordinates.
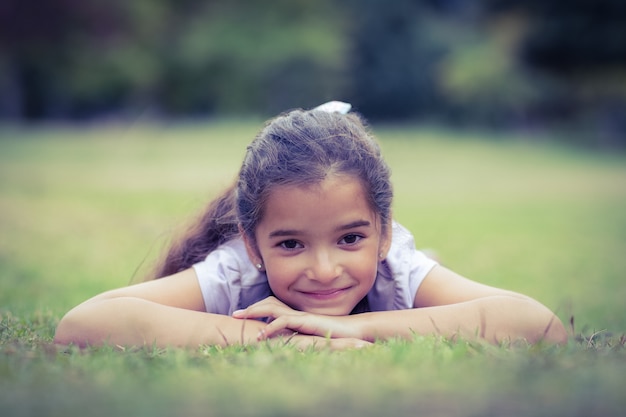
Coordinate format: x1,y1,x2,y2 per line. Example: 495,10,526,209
192,244,242,316
192,238,272,315
368,222,438,311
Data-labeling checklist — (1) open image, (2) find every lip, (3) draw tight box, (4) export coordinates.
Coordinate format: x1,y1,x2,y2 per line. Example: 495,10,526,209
298,287,352,301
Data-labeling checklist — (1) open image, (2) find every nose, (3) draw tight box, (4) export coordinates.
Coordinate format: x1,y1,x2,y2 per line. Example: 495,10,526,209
306,248,340,283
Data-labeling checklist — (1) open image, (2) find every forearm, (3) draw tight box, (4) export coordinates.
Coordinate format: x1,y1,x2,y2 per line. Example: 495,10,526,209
54,297,265,348
354,296,567,344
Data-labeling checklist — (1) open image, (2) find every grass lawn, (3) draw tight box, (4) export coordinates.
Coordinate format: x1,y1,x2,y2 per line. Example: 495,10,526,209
1,121,625,417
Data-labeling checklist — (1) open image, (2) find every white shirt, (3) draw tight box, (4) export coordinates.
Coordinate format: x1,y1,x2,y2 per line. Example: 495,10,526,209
193,222,437,315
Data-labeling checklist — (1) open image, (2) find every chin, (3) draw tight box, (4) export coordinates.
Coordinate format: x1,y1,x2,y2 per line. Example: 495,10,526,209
302,306,354,316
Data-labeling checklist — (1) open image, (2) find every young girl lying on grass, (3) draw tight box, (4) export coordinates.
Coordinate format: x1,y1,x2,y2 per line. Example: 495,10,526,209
55,102,567,350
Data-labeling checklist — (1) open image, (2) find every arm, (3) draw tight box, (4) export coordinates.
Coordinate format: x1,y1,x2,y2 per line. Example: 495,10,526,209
353,295,565,344
54,269,267,348
240,266,568,345
397,265,568,344
54,269,368,350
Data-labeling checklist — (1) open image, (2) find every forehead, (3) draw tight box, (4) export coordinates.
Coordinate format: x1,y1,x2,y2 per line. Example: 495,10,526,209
258,175,378,232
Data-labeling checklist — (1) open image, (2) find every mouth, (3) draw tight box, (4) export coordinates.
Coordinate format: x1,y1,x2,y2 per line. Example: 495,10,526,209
298,286,352,301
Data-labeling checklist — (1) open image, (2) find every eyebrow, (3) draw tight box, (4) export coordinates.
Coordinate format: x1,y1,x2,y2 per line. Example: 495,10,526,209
267,220,371,239
337,220,371,231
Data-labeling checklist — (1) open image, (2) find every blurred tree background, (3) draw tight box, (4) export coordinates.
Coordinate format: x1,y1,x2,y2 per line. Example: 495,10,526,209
1,0,624,148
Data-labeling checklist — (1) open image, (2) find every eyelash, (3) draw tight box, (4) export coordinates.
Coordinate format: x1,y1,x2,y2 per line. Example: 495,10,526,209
277,234,364,250
278,240,303,250
339,233,363,245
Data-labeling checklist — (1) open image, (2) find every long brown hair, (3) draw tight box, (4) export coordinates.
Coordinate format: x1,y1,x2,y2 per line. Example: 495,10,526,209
151,108,392,278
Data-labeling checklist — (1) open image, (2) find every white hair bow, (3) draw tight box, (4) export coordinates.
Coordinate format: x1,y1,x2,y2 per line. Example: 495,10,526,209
313,101,352,115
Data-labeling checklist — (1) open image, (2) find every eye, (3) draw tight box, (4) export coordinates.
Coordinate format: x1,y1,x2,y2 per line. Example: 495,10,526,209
279,239,303,250
339,234,363,245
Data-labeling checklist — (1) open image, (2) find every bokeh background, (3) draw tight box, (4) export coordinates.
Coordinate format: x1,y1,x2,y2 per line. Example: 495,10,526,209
1,0,625,149
1,4,625,416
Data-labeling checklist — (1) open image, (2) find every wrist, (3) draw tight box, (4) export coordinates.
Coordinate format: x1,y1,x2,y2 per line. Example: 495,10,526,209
347,312,397,342
213,315,266,346
342,314,369,341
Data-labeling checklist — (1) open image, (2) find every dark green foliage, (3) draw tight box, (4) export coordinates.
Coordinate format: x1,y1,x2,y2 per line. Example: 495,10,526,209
347,0,429,119
495,0,626,70
1,0,625,147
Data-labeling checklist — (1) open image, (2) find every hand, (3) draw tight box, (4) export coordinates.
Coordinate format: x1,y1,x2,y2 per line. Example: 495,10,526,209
232,296,363,341
233,296,296,324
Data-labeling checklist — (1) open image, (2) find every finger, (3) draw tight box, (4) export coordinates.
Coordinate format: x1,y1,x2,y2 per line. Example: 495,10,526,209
232,308,257,319
259,315,322,340
233,297,293,318
233,298,299,320
232,300,276,319
233,304,293,320
327,338,373,351
250,296,288,309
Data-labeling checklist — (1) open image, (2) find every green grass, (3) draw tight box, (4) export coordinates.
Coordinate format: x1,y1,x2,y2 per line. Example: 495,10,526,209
1,121,625,417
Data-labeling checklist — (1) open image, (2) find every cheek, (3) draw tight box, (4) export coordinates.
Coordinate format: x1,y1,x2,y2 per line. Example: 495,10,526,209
342,249,380,287
264,259,299,289
355,258,379,285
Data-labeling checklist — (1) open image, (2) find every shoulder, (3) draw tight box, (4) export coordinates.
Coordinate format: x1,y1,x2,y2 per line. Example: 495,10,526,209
192,237,270,314
388,221,418,251
193,237,268,284
368,222,438,310
386,222,437,273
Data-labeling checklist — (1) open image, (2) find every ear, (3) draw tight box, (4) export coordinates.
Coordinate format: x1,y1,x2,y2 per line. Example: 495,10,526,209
239,225,264,270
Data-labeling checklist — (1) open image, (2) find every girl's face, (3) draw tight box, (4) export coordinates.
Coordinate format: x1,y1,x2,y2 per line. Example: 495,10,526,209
244,175,391,316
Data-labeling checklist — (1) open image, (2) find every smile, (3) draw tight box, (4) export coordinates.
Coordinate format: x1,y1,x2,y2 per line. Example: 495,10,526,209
298,287,352,300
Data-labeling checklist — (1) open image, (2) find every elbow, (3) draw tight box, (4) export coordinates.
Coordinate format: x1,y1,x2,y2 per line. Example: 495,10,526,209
54,298,159,348
516,298,569,345
54,310,87,347
54,302,112,347
536,312,568,345
491,297,569,346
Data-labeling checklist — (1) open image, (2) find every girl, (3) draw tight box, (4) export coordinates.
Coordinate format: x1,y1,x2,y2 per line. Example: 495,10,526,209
54,102,567,350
